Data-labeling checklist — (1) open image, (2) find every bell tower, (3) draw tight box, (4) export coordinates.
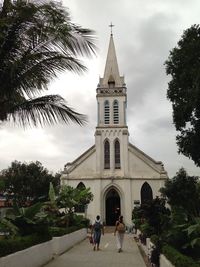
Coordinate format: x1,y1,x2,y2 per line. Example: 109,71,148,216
95,33,129,177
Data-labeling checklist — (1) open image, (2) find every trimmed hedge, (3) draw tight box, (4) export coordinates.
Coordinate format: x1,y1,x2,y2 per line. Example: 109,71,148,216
0,234,52,257
49,225,84,237
0,226,85,257
162,245,200,267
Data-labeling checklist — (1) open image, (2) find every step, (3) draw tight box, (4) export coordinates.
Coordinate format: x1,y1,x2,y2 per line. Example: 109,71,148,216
104,226,115,233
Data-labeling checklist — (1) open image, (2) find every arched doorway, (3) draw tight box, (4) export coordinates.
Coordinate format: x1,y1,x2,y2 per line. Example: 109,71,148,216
105,188,120,225
141,182,153,204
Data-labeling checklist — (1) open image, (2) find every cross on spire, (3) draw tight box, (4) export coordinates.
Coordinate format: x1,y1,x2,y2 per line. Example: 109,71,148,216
109,22,115,35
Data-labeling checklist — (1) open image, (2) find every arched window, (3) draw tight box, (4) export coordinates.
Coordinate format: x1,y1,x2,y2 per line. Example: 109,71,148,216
141,182,153,204
75,182,86,213
113,100,119,124
77,182,86,190
104,100,110,124
114,139,120,169
104,140,110,169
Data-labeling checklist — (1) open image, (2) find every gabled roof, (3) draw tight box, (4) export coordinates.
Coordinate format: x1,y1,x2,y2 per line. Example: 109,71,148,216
63,142,168,178
128,142,168,177
63,145,95,173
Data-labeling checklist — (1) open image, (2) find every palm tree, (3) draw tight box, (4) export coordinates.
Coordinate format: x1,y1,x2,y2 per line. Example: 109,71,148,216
0,0,97,127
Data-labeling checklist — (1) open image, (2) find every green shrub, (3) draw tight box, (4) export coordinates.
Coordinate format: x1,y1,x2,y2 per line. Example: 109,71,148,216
0,225,86,257
72,214,90,227
140,222,154,237
79,217,90,228
0,234,52,257
150,234,160,247
162,245,200,267
49,225,84,237
165,225,188,250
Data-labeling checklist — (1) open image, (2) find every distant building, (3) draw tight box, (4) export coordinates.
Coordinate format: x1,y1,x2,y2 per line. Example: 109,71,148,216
0,193,12,218
61,33,168,225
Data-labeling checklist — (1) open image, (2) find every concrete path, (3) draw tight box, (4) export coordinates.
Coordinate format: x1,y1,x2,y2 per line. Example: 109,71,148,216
44,233,146,267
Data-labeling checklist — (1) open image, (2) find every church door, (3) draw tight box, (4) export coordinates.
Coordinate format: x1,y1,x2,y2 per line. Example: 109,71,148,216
105,188,120,225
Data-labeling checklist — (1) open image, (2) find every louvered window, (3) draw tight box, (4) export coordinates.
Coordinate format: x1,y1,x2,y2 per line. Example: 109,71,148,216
113,100,119,124
104,101,110,124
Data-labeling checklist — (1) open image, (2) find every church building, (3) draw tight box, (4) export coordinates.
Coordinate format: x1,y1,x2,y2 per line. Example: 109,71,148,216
61,33,168,225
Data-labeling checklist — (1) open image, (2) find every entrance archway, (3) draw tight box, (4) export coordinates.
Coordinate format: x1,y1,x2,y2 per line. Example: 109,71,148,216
105,188,120,225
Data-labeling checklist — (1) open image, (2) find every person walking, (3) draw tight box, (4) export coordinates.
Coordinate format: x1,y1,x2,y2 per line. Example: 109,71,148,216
91,215,104,251
114,215,126,253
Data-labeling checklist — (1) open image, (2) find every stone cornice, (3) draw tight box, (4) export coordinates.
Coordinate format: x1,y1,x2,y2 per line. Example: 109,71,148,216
96,126,128,129
61,176,167,181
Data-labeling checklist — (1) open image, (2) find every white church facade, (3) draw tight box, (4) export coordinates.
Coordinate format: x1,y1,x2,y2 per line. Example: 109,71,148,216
61,33,168,226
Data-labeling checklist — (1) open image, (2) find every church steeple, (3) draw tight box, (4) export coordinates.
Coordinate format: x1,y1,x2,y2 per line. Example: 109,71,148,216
99,34,125,88
96,31,127,128
102,34,122,87
95,31,129,175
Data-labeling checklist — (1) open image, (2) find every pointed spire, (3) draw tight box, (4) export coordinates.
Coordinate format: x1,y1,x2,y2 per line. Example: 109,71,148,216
102,34,123,87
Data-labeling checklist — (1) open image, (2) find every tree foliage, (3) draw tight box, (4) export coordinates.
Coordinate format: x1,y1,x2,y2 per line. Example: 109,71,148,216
185,218,200,248
159,168,200,259
0,178,5,191
57,185,93,214
165,24,200,166
160,168,200,219
132,197,170,236
0,160,60,206
1,200,50,236
0,0,97,127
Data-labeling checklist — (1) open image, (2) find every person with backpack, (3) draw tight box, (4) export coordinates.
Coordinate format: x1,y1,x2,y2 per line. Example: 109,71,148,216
91,215,104,251
114,215,126,253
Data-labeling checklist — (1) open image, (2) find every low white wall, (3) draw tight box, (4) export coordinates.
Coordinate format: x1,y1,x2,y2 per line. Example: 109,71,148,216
0,228,87,267
0,240,53,267
135,232,175,267
160,254,175,267
52,228,87,255
135,233,152,258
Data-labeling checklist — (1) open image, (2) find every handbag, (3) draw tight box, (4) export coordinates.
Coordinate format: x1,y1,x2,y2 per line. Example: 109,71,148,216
89,235,93,244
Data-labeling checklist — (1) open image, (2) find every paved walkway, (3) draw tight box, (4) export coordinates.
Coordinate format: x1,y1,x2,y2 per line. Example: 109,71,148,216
44,233,146,267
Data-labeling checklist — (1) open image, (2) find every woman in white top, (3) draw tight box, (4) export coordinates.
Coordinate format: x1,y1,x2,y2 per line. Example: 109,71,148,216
114,215,125,253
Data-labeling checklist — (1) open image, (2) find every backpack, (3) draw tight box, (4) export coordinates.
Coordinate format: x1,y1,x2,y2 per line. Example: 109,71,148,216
94,221,101,231
117,222,125,233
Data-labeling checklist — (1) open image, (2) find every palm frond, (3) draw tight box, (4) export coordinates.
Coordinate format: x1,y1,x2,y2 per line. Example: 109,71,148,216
7,95,87,127
0,1,97,127
10,52,86,98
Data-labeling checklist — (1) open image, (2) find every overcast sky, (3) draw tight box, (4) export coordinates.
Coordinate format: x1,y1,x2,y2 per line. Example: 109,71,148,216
0,0,200,177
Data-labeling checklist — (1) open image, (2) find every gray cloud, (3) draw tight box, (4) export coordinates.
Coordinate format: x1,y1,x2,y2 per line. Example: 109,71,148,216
0,0,200,178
